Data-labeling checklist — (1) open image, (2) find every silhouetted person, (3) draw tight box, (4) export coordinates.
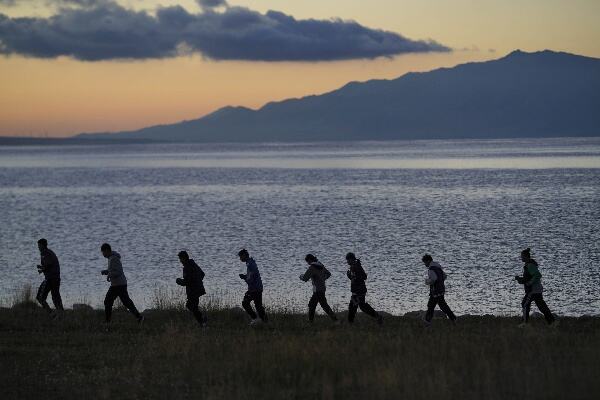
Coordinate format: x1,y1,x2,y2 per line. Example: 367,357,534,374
35,238,64,317
345,252,383,325
300,254,338,323
176,251,207,327
238,249,267,325
515,247,556,326
100,243,144,327
422,254,456,326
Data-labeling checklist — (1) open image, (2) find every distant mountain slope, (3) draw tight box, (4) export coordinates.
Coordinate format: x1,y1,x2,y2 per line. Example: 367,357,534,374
79,50,600,142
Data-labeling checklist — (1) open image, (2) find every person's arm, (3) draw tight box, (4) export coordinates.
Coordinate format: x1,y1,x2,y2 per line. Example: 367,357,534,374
177,265,190,286
39,251,56,273
239,263,247,280
355,263,367,281
37,255,46,273
425,270,437,285
189,260,205,281
101,256,109,276
299,267,312,282
107,257,123,280
525,264,542,286
38,253,48,272
242,262,258,283
346,269,353,280
323,266,332,280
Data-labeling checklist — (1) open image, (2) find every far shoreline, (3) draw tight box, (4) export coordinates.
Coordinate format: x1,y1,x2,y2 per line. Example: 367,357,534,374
1,135,600,147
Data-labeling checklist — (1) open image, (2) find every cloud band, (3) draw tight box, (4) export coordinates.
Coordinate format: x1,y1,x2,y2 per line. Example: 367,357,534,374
0,1,450,61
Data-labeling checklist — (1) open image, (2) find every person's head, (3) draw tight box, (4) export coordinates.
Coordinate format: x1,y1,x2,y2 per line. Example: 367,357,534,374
521,247,532,262
37,238,48,251
345,252,356,265
178,251,189,264
305,254,317,264
100,243,112,258
422,254,433,267
238,248,249,262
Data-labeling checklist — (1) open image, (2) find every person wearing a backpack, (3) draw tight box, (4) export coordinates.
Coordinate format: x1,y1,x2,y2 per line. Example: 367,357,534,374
176,251,207,327
422,254,456,325
300,254,338,323
345,252,383,325
515,247,556,326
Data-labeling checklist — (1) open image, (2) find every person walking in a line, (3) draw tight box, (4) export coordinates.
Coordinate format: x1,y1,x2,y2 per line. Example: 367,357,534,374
35,238,64,317
176,251,207,327
100,243,144,327
345,252,383,325
238,249,267,325
422,254,456,326
300,254,338,323
515,247,556,326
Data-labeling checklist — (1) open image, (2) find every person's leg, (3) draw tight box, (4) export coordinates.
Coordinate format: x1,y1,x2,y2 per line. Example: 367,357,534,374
253,291,267,322
242,291,258,320
357,295,380,319
437,296,456,321
36,280,52,312
533,294,555,324
521,293,533,323
317,292,337,321
186,296,204,324
348,295,359,323
49,280,64,311
425,296,438,323
308,293,319,322
104,287,118,323
116,286,141,320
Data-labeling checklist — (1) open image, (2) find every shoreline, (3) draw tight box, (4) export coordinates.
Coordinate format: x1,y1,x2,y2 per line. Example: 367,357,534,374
2,135,600,147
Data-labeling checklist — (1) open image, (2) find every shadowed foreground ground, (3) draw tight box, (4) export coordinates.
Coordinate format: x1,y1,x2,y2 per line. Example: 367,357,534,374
1,306,599,400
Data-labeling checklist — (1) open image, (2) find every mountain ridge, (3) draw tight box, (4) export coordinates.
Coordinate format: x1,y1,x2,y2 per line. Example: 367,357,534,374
78,50,600,142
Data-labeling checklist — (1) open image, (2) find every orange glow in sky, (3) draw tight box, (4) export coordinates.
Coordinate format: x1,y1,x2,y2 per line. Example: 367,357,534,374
1,0,599,137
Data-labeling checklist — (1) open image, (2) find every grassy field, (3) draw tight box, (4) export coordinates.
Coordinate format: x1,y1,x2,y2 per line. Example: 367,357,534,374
1,300,600,400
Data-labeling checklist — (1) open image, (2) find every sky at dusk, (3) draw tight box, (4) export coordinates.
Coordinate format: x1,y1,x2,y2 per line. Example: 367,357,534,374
1,0,599,137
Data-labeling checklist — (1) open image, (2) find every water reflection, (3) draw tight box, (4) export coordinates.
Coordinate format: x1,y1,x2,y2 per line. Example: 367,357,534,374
0,138,599,316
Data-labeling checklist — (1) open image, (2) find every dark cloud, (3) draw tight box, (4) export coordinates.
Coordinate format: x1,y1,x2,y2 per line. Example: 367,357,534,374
0,0,108,9
196,0,227,9
0,1,450,61
56,0,105,5
0,0,105,6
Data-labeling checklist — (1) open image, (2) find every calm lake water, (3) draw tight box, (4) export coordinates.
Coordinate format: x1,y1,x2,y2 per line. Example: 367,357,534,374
1,137,599,316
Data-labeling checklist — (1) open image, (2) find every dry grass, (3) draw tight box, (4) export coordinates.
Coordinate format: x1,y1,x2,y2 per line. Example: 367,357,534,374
1,304,599,400
10,283,37,309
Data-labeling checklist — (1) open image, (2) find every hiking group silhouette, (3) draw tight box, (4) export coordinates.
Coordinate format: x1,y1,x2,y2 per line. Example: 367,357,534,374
34,238,557,328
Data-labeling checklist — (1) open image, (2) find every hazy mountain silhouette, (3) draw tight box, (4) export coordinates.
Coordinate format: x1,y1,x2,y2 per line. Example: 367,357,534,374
79,50,600,142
